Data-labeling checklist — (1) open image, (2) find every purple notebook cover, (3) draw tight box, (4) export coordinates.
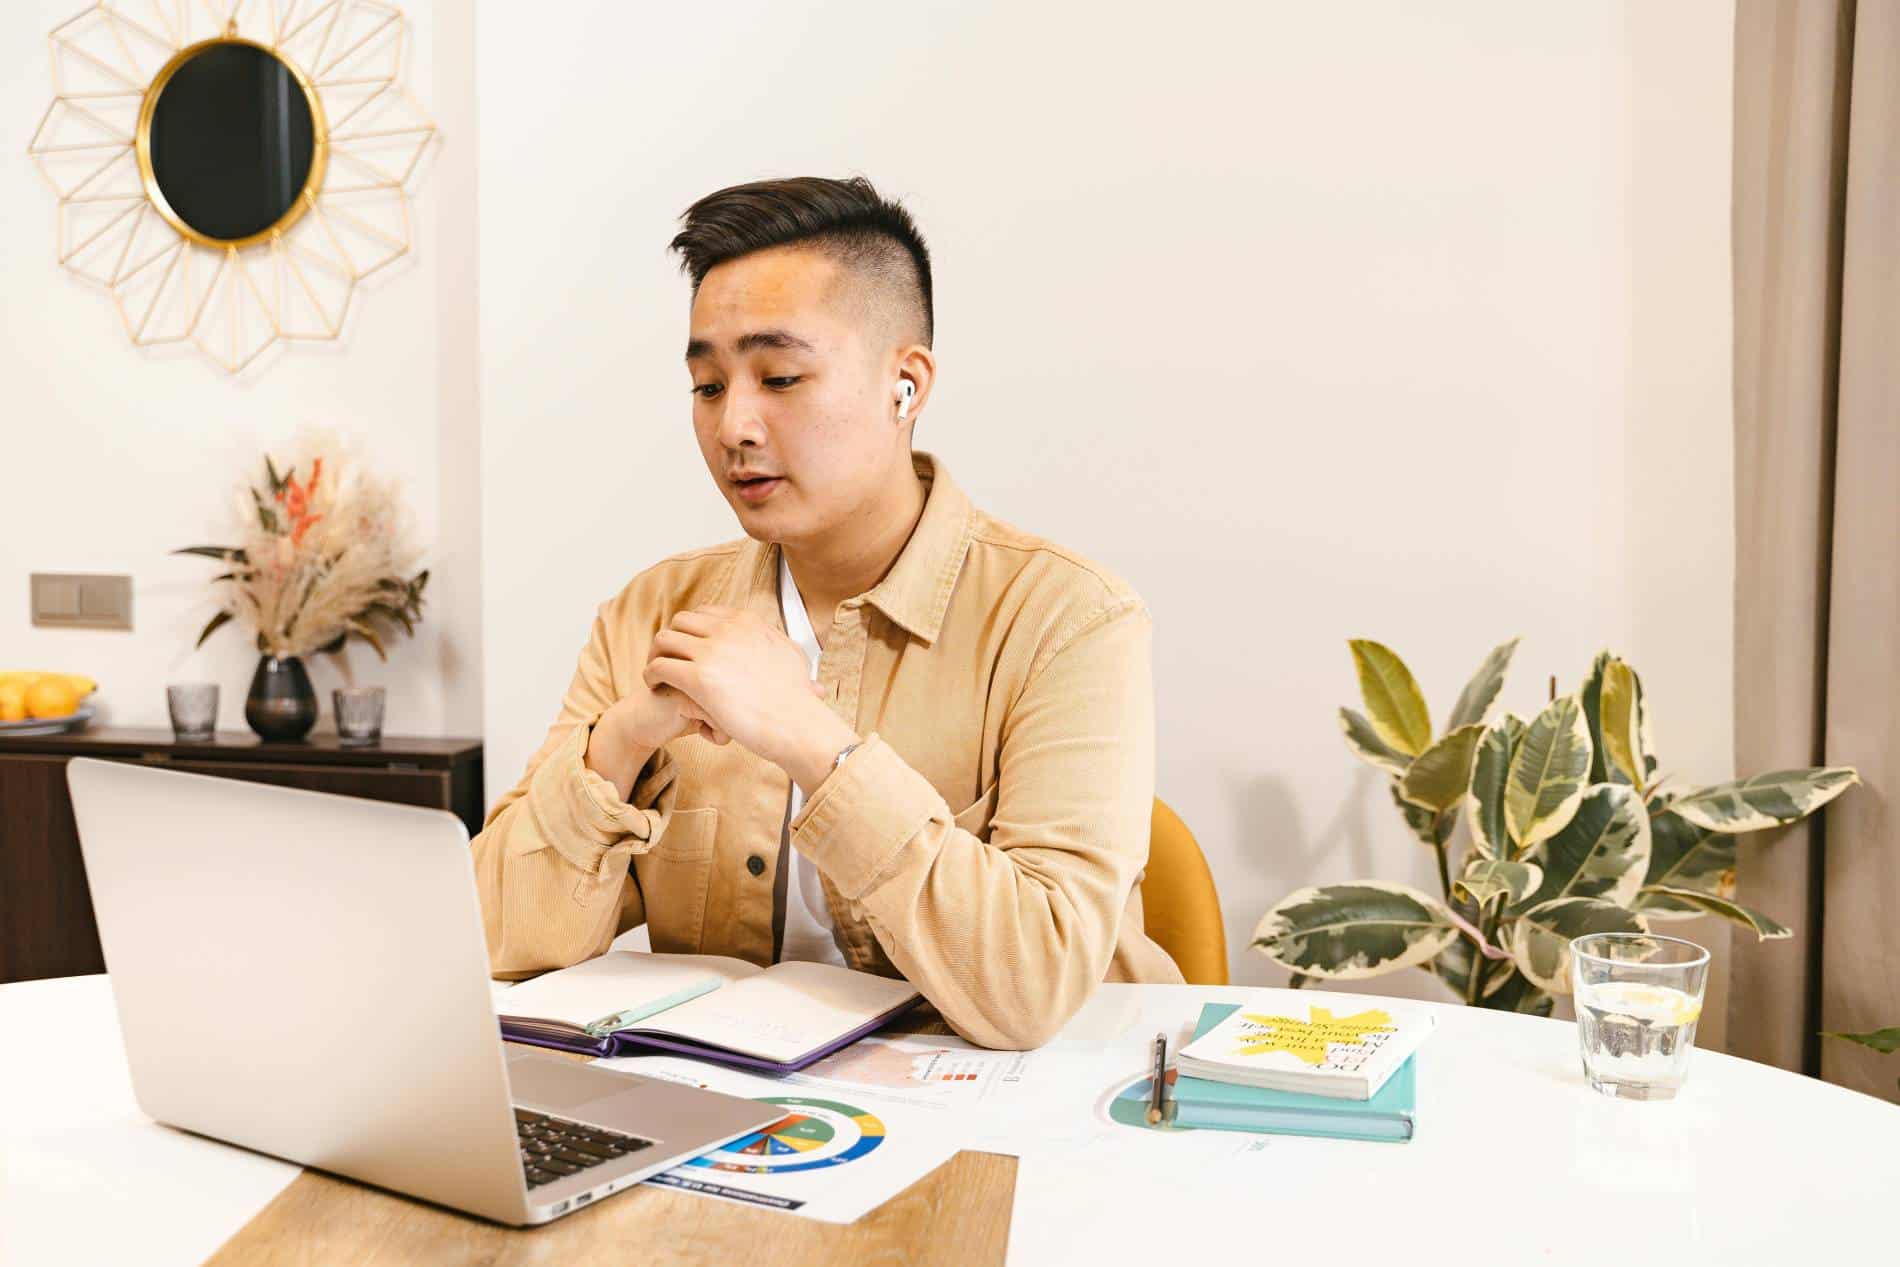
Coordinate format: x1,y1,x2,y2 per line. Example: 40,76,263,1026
499,994,921,1075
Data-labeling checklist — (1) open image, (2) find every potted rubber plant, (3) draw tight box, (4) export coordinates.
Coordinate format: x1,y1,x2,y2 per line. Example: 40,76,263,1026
1252,638,1859,1016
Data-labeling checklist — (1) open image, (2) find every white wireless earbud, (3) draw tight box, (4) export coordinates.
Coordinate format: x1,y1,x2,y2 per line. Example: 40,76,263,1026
895,379,916,419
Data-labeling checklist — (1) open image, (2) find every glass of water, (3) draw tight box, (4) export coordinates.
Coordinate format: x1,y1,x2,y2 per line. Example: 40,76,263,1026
1571,933,1709,1100
332,685,386,747
166,682,218,741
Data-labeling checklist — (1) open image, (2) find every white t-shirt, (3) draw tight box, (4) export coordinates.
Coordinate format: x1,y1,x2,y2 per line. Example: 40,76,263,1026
776,551,847,965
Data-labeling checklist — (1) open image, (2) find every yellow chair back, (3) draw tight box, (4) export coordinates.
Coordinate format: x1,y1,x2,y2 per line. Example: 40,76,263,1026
1140,797,1229,985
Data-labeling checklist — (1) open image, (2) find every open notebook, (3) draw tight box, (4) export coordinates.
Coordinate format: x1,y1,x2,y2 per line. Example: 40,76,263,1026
494,950,922,1074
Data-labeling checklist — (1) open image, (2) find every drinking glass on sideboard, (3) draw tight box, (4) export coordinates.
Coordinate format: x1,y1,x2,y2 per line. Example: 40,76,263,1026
166,682,218,741
332,686,386,747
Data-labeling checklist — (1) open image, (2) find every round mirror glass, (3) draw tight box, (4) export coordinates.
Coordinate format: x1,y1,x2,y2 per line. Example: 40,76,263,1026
145,41,319,243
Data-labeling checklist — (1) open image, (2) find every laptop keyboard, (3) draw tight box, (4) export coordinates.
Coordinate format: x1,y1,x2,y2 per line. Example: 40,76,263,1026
515,1107,654,1189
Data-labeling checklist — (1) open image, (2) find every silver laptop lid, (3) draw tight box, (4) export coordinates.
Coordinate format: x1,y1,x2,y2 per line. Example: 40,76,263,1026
66,757,528,1225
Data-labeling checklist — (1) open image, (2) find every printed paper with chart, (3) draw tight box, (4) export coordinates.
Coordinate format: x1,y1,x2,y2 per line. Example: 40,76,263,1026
593,1052,959,1223
781,1035,1037,1110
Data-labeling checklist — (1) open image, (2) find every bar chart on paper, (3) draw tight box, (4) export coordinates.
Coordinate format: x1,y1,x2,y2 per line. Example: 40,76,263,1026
784,1036,1036,1108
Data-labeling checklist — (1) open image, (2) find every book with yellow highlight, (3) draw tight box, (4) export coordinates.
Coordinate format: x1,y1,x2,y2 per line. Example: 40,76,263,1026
1171,1002,1418,1142
1174,989,1435,1100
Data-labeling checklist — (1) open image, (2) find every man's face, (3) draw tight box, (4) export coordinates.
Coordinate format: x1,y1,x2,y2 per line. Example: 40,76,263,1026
685,245,899,547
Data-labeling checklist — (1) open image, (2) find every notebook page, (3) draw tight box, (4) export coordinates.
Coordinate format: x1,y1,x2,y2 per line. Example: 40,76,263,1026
633,961,919,1063
496,951,761,1031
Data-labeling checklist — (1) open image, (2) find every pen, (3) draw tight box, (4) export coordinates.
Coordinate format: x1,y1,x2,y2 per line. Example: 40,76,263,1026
1146,1031,1169,1125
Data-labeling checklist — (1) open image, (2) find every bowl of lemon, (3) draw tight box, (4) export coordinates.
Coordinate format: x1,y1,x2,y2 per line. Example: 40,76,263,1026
0,672,98,736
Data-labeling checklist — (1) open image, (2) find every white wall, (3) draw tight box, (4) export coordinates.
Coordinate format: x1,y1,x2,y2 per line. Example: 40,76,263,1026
0,1,481,740
478,0,1737,1005
0,0,1738,1021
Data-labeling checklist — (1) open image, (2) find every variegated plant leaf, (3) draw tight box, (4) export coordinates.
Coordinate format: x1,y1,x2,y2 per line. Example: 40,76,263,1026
1339,707,1412,778
1631,889,1709,920
1429,936,1514,1000
1634,663,1659,779
1823,1028,1900,1054
1580,650,1613,784
1598,658,1646,786
1580,650,1661,784
1634,809,1735,921
1455,858,1544,908
1669,767,1860,833
1445,636,1521,732
1504,695,1593,849
1467,713,1525,858
1499,897,1646,994
1487,969,1556,1017
1251,882,1457,980
1634,885,1791,941
1428,938,1552,1014
1645,782,1681,815
1348,640,1432,757
1392,783,1434,844
1511,783,1651,913
1398,723,1486,813
1391,783,1456,848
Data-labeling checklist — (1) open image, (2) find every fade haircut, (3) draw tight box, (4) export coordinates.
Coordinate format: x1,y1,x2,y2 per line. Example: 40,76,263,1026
669,176,934,348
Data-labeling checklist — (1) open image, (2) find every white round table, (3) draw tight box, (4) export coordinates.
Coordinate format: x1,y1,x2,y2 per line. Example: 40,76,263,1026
3,975,1895,1266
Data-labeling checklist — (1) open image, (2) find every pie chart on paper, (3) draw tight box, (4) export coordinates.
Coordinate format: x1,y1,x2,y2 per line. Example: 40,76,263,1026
683,1096,888,1174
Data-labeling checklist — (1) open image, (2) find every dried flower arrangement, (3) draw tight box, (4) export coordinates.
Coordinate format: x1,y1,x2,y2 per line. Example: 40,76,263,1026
174,431,428,660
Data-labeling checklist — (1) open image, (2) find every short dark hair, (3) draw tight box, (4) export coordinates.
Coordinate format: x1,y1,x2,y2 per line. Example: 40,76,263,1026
669,176,934,347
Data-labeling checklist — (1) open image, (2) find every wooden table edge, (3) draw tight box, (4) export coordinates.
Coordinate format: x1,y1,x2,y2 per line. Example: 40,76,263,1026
204,1042,1017,1267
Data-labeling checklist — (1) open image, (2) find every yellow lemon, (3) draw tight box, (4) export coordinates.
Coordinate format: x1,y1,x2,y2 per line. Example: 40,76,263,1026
0,681,25,722
24,677,81,719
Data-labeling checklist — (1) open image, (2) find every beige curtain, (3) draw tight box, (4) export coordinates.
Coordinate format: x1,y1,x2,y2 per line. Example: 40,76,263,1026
1730,0,1900,1097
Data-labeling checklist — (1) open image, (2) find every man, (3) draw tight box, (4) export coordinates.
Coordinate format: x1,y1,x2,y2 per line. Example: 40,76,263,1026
473,176,1183,1050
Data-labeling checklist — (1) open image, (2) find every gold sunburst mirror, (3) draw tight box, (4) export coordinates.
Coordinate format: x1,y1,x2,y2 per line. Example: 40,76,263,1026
27,2,437,374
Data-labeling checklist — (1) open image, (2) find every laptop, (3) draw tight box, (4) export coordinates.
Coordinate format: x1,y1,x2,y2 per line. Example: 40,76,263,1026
65,756,784,1226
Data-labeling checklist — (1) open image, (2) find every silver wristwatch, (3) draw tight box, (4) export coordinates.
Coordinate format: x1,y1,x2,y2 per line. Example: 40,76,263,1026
832,741,862,772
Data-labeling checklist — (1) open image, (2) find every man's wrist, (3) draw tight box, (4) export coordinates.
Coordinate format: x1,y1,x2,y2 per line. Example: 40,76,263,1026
787,711,862,799
584,714,652,803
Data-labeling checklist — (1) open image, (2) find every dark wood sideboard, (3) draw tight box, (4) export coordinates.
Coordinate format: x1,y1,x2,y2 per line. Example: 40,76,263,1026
0,727,484,984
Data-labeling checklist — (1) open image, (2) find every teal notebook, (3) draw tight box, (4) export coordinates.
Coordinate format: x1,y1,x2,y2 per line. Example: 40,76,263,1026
1171,1002,1416,1143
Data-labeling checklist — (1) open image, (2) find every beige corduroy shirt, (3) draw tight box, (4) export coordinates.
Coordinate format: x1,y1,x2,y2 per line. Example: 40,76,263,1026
472,451,1183,1048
